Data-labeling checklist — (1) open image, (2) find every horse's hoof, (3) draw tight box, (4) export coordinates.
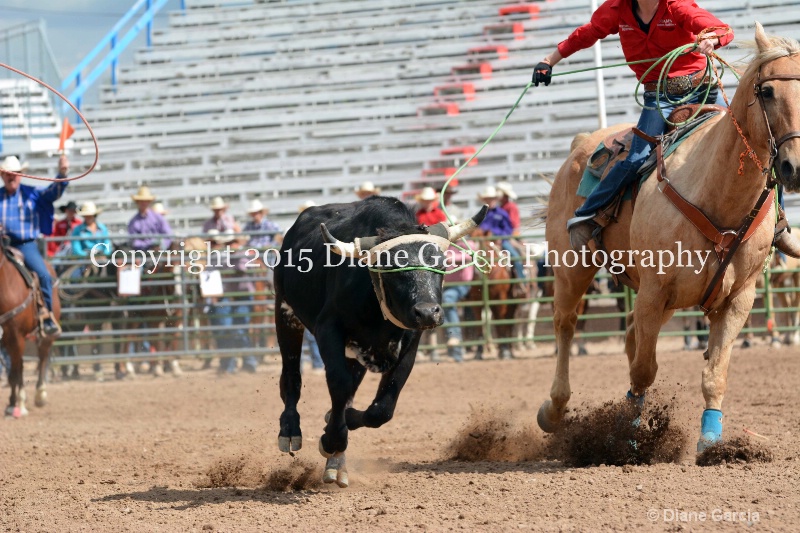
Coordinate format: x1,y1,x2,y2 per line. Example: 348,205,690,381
278,435,302,453
697,409,723,453
771,339,783,349
7,406,27,419
323,452,348,488
537,400,561,433
318,438,333,459
577,346,588,356
34,389,47,408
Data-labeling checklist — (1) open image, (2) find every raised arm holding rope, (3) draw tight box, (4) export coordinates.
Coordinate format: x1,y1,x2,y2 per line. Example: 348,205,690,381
533,0,759,251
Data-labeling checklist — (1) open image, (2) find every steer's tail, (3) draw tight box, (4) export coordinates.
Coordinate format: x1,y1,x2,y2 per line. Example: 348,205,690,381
530,132,590,228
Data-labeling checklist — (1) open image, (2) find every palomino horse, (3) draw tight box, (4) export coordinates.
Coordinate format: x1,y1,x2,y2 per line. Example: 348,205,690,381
0,238,61,417
466,228,520,360
537,24,800,453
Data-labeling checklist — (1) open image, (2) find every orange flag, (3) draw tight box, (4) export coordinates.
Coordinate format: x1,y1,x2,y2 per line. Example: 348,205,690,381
58,117,75,152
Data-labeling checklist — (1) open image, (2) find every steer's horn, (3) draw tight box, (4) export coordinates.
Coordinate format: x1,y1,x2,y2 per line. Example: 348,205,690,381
320,223,359,257
429,205,489,242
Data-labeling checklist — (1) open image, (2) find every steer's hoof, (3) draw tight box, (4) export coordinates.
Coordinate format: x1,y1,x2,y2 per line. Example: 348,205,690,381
278,435,302,453
323,452,348,488
318,438,333,459
324,410,331,424
537,400,561,433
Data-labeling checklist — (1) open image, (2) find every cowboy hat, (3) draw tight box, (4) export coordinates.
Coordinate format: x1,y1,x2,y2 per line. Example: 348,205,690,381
496,181,518,200
77,201,101,217
298,200,317,213
214,228,236,245
355,181,381,195
0,156,29,173
247,199,266,214
131,185,156,202
58,200,78,213
415,187,438,202
151,202,167,216
478,186,499,200
209,196,228,210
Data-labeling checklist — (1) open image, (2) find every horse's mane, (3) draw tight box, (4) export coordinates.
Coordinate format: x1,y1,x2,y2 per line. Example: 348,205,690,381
738,31,800,83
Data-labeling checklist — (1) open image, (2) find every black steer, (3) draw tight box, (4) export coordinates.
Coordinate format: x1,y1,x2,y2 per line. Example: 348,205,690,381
274,196,486,487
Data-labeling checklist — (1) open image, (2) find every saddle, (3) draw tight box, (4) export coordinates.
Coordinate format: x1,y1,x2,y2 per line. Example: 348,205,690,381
3,245,51,336
581,105,726,288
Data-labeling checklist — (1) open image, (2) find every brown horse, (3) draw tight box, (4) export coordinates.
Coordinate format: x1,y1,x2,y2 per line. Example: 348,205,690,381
537,25,800,453
466,228,519,360
0,239,61,417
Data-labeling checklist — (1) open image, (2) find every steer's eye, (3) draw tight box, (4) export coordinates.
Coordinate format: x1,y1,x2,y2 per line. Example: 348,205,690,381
761,85,774,99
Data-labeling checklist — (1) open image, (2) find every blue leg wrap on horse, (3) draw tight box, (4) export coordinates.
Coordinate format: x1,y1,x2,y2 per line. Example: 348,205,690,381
697,409,723,452
626,390,645,433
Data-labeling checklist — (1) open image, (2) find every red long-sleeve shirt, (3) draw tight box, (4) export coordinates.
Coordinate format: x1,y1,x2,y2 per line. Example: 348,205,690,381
557,0,733,83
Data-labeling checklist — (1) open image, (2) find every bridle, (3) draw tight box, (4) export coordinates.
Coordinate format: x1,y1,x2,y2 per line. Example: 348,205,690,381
751,69,800,178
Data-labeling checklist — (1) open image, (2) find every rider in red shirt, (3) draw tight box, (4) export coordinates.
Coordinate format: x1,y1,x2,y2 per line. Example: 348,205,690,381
533,0,733,251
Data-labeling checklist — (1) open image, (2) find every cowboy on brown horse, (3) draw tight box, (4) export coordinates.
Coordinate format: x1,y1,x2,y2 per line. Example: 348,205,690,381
0,154,70,336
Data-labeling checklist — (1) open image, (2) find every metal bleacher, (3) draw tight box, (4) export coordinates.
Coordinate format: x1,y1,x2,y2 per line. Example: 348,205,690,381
20,0,800,232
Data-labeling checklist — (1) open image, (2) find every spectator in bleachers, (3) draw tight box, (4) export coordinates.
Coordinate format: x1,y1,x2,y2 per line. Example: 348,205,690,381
415,186,447,226
49,200,82,257
532,0,735,251
151,202,168,217
478,186,525,295
70,202,112,258
206,229,259,375
439,179,462,223
202,196,241,234
496,181,526,282
355,181,380,200
128,186,172,251
0,154,69,336
244,199,282,249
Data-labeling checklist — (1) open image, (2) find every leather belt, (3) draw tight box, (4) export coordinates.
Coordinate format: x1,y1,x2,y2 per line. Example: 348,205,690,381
644,70,710,94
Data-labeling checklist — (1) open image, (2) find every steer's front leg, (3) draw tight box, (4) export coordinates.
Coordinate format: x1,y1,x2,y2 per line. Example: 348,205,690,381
345,335,419,430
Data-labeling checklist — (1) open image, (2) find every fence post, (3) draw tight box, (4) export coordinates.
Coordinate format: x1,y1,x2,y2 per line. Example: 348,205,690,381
481,272,493,353
180,265,190,358
764,264,773,338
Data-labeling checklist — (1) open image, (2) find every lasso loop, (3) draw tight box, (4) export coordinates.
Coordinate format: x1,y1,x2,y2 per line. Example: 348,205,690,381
0,62,99,182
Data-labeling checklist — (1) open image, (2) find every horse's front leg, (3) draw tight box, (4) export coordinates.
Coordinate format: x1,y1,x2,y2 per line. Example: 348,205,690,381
698,285,756,452
629,286,674,398
537,265,598,433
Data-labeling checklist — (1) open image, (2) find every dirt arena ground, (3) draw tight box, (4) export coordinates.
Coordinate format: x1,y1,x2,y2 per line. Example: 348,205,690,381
2,336,799,532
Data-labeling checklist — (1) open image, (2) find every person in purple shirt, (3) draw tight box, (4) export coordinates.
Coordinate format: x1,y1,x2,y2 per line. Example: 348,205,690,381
0,155,70,336
127,186,172,251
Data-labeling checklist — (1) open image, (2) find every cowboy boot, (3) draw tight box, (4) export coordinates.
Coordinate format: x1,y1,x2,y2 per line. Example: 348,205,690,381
773,206,800,259
42,312,62,337
567,215,601,252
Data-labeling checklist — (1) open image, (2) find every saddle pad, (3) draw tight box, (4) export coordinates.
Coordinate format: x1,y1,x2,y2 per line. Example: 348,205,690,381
576,112,721,199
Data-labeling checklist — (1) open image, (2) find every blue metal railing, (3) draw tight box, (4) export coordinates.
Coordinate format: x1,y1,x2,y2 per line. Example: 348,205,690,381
60,0,186,113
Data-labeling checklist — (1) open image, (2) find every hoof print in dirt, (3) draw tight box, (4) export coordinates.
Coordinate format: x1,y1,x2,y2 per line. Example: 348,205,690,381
695,437,773,466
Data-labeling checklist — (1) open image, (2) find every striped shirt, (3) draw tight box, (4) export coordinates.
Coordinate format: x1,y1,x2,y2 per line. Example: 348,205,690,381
0,181,68,243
